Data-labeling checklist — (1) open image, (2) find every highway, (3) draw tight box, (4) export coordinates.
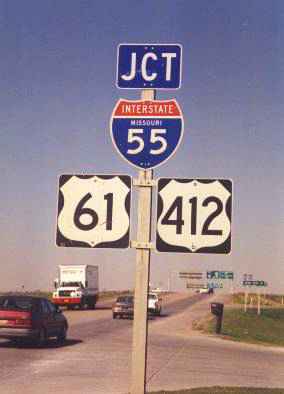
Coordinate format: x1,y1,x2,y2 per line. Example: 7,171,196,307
0,293,284,394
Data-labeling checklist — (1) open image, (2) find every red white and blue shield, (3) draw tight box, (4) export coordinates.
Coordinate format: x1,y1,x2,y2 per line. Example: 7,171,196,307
110,99,184,170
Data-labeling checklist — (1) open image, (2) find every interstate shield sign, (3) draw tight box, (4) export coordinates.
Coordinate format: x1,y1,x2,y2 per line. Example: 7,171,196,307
110,99,184,170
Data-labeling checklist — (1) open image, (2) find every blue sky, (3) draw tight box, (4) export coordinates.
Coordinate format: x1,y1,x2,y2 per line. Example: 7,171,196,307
0,0,283,292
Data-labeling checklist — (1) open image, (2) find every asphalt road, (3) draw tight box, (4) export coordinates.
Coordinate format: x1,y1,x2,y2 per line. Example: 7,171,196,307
0,293,284,394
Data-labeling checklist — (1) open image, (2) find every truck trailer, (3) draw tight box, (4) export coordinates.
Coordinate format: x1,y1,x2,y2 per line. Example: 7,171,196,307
52,265,99,309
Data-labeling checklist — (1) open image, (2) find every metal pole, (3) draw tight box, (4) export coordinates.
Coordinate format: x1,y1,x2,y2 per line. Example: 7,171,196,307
130,89,155,394
244,290,248,313
257,290,261,315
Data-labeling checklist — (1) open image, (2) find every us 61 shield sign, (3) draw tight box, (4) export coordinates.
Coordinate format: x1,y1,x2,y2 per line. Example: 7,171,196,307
56,175,131,248
156,178,232,254
110,99,184,170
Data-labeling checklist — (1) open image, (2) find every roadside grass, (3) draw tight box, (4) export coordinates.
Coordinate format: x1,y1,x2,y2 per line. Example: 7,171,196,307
0,290,133,302
148,388,284,394
0,290,53,300
99,290,133,300
233,293,284,306
206,307,284,346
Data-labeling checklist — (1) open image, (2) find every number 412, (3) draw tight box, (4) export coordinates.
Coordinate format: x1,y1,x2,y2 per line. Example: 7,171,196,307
160,196,224,236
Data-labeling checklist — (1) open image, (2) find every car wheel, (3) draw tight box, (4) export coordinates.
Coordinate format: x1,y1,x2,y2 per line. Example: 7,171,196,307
113,313,117,319
11,338,22,346
36,327,47,348
57,324,67,345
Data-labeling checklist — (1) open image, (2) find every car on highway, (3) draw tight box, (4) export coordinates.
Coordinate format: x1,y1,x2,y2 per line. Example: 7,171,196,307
112,295,134,319
197,287,214,294
0,295,68,346
148,292,162,315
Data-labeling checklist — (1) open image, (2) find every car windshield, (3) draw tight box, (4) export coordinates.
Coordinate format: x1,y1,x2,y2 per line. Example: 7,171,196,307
148,294,157,300
116,296,133,304
0,296,34,311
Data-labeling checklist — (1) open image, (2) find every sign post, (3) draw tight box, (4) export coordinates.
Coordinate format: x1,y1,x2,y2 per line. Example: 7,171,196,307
130,89,155,394
257,289,261,315
244,290,248,313
242,275,268,314
115,43,183,394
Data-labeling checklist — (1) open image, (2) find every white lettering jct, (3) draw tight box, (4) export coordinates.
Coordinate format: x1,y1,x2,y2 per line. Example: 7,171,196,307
121,52,176,82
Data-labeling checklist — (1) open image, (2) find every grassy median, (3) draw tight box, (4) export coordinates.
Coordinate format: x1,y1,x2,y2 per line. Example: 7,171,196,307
149,388,284,394
203,307,284,347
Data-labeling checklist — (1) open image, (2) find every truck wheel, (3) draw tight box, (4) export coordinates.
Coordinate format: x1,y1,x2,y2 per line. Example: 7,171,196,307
79,300,85,310
88,298,96,309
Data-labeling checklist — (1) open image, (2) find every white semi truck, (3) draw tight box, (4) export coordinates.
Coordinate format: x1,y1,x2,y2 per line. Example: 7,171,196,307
52,265,99,309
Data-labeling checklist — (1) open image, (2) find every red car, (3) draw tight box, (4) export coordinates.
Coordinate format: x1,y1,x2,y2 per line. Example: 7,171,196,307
0,295,68,346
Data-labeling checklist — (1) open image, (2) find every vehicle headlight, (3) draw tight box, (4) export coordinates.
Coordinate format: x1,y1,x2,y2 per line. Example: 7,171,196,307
71,291,82,297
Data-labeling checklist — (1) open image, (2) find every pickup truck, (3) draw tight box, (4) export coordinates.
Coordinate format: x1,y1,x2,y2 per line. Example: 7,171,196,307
148,293,162,315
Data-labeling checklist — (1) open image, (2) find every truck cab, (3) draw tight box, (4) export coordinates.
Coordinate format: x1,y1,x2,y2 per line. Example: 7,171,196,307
52,265,99,310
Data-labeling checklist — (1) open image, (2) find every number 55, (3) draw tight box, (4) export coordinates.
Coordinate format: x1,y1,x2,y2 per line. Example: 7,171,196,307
127,128,167,155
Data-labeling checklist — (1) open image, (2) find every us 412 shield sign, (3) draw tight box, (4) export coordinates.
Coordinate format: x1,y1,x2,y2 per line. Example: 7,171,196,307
156,178,232,254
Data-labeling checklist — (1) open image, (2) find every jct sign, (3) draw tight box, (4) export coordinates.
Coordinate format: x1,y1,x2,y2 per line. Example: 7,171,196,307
156,178,232,254
117,44,182,89
110,99,183,169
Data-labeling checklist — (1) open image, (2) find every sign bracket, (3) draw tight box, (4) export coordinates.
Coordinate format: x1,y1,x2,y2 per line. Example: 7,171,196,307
133,178,157,187
130,240,154,250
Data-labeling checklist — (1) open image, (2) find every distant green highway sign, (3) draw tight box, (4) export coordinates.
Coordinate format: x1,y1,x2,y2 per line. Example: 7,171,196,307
207,271,234,280
179,272,203,279
242,280,268,287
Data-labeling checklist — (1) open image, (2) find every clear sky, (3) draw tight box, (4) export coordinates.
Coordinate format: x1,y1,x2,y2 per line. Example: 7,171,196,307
0,0,283,292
